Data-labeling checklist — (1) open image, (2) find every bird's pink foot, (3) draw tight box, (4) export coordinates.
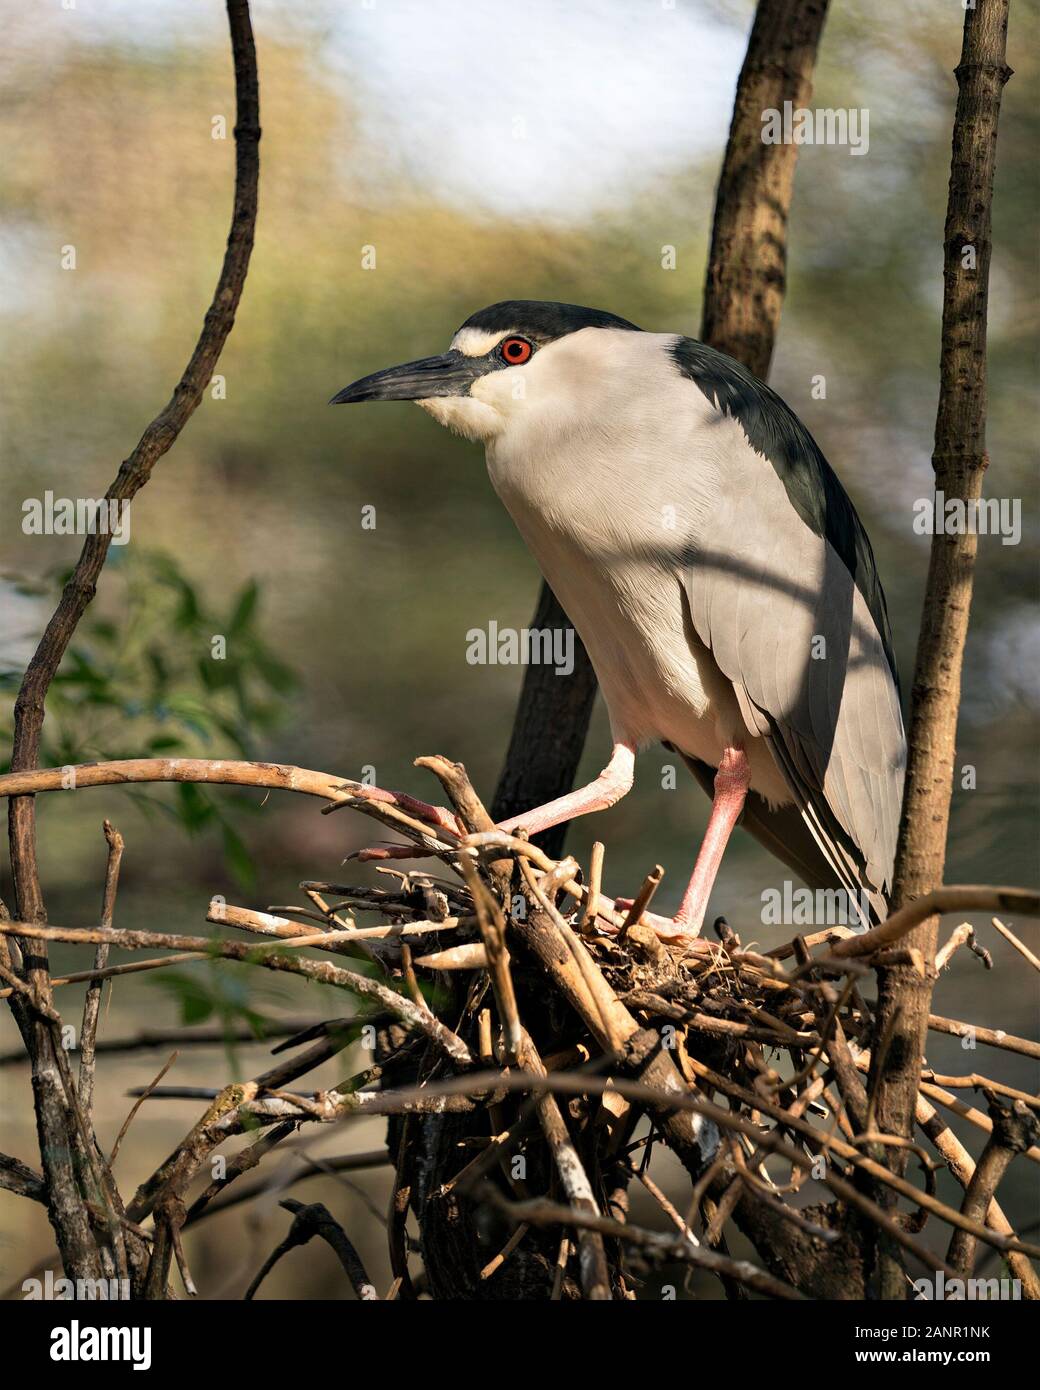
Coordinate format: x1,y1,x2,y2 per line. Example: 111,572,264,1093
349,785,465,860
610,897,699,943
350,743,637,863
352,784,464,835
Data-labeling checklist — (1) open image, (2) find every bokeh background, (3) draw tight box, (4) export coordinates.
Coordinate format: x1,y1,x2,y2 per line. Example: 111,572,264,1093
1,0,1037,1298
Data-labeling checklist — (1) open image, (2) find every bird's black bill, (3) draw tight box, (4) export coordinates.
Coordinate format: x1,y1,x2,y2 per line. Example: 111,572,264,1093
330,350,485,404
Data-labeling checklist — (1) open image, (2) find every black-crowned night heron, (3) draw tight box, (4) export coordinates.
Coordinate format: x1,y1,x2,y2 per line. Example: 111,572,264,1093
332,301,905,937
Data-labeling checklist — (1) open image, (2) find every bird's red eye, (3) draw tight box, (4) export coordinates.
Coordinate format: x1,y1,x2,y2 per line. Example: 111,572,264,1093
500,336,533,365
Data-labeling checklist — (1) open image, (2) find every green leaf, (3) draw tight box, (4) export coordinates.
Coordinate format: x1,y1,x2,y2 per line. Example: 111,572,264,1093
146,734,185,753
228,579,259,636
146,646,169,692
150,972,215,1026
252,649,297,694
176,782,215,833
221,822,256,891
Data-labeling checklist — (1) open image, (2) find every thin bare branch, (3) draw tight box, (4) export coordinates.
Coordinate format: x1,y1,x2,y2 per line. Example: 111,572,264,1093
78,820,124,1124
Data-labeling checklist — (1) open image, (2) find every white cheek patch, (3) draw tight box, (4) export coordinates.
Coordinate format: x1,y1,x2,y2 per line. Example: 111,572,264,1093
451,327,513,358
416,396,502,442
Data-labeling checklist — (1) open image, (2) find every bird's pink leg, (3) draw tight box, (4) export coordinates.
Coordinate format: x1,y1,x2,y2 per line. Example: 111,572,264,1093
352,743,635,861
614,746,750,939
669,746,750,937
497,742,636,836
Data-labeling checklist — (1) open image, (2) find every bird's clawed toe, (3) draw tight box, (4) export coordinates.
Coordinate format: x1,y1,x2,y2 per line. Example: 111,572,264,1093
610,897,700,944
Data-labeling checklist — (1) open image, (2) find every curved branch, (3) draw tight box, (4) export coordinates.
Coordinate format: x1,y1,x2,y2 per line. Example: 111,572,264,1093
946,1097,1040,1278
830,886,1039,960
244,1199,378,1301
0,758,346,804
0,1152,46,1205
8,0,260,926
2,0,260,1288
0,920,473,1068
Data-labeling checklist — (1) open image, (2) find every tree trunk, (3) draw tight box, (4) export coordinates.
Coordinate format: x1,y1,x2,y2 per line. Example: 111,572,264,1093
868,0,1011,1295
701,0,829,375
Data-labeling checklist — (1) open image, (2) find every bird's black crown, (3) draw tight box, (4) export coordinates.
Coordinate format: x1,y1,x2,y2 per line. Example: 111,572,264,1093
457,300,640,345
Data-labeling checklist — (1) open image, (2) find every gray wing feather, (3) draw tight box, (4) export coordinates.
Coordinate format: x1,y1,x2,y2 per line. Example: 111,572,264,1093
682,486,905,912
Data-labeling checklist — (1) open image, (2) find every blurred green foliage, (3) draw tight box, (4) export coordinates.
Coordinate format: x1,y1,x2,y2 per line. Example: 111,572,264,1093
148,954,306,1076
1,551,297,890
145,950,391,1080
